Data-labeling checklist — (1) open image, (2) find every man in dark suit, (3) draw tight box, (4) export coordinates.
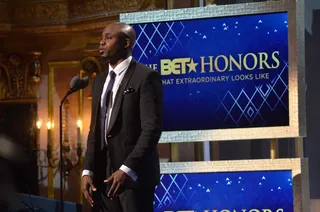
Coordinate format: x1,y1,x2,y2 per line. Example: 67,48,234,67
82,22,163,212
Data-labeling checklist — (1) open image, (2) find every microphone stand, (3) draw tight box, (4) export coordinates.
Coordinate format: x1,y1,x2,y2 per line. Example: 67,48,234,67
59,89,74,212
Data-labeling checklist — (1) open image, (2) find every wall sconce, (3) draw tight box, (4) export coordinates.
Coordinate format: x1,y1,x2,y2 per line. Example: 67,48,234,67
46,121,59,168
45,110,83,180
35,120,52,182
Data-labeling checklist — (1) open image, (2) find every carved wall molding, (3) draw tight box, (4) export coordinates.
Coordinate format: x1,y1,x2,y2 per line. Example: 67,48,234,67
0,52,41,103
0,0,10,23
12,1,68,26
205,0,216,5
11,17,116,34
0,0,164,34
68,0,156,22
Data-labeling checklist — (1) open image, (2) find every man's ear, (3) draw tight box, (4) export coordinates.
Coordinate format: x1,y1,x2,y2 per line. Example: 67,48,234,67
124,38,131,49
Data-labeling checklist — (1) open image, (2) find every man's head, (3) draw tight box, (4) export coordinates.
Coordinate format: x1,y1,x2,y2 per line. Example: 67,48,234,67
99,22,136,65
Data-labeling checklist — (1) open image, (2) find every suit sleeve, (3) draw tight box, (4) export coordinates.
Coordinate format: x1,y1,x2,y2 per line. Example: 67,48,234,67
123,71,163,171
83,77,97,172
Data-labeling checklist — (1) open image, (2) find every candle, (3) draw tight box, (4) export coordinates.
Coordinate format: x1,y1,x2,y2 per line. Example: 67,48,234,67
77,120,81,146
46,122,52,149
36,121,42,150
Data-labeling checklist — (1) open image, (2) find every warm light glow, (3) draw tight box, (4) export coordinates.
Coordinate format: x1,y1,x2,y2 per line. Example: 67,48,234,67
36,121,42,129
77,120,82,128
46,122,52,130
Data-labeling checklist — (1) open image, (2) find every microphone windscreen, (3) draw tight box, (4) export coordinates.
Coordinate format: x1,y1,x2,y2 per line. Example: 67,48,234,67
70,76,80,89
0,134,24,163
78,77,89,89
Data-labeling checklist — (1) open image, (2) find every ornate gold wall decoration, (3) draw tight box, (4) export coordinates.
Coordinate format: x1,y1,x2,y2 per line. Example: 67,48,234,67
12,1,68,26
80,56,102,100
80,56,102,78
68,0,155,21
0,0,10,23
0,52,41,103
0,0,164,34
205,0,216,5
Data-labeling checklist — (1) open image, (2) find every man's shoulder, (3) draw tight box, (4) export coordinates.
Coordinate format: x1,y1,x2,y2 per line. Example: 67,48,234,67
134,61,159,77
93,71,106,83
95,71,106,79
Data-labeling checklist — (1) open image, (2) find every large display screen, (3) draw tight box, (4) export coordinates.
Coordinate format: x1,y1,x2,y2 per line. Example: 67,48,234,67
155,170,293,212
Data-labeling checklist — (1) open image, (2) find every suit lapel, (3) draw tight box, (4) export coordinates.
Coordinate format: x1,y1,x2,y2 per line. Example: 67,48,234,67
107,60,136,133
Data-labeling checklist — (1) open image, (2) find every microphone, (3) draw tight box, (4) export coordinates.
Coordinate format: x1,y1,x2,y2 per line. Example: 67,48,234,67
0,134,24,163
68,77,89,94
69,76,80,90
77,77,89,90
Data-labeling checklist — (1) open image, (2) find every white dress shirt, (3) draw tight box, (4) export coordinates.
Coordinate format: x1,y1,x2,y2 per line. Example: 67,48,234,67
82,56,137,181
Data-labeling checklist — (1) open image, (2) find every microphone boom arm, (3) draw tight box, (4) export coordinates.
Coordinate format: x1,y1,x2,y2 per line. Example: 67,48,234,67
59,76,89,212
59,91,71,212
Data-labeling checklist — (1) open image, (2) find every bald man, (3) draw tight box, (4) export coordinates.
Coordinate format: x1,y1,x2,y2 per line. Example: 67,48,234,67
82,22,163,212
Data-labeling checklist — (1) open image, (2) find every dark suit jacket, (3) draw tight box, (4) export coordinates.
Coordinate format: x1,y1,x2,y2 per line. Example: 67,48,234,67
83,59,163,188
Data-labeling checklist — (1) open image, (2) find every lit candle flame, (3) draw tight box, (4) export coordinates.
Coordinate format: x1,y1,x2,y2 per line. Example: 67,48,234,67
77,120,82,128
36,121,42,129
46,122,52,130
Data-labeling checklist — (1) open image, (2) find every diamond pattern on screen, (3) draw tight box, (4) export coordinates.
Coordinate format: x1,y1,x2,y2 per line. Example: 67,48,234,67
214,62,288,126
154,174,189,209
134,22,186,61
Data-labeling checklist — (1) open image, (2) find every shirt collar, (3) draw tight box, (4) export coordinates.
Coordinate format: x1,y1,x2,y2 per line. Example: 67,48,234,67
108,56,132,76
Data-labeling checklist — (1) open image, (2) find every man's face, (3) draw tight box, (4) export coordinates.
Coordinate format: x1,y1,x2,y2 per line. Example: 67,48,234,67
99,24,123,60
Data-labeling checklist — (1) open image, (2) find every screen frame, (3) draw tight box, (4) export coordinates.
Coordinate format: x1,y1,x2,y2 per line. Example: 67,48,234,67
120,0,306,143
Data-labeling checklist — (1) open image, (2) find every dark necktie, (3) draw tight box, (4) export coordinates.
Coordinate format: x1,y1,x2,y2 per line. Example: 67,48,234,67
100,71,116,148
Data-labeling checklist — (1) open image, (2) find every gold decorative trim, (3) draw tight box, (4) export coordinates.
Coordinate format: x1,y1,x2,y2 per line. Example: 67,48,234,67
0,24,11,32
0,99,39,104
